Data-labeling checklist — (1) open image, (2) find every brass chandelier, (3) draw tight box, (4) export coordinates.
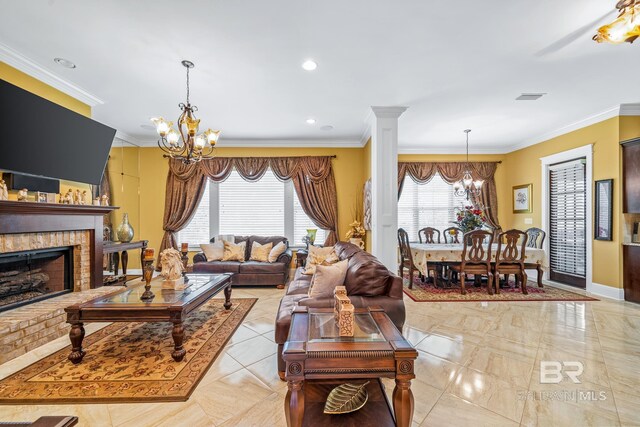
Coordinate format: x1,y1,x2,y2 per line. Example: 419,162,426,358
453,129,483,201
593,0,640,44
152,60,220,164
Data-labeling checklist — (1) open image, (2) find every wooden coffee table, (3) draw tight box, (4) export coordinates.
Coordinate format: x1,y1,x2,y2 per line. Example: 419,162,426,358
64,273,232,364
282,306,418,427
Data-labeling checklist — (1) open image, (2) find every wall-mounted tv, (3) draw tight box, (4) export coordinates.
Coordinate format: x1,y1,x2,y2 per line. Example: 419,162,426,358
0,79,115,185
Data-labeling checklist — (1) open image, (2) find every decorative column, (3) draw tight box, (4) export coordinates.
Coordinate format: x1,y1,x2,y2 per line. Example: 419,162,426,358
369,106,407,272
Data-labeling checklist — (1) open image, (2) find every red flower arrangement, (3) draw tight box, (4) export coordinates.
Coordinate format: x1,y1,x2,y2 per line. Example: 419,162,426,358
453,205,487,233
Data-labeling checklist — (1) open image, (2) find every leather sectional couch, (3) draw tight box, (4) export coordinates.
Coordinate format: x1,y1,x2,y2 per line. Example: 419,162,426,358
274,241,405,378
192,235,292,287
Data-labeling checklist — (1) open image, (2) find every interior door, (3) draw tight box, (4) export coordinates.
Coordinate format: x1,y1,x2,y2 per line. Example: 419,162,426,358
549,158,587,288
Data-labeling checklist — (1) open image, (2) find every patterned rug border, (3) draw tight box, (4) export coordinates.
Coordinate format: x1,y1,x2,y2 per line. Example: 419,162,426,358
0,298,257,404
403,282,598,303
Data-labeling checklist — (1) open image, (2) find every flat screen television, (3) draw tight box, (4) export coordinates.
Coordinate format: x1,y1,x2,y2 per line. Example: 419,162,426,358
0,79,115,185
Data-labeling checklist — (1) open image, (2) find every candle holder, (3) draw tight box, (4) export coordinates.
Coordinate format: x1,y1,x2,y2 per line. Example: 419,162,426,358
140,259,155,301
180,249,190,283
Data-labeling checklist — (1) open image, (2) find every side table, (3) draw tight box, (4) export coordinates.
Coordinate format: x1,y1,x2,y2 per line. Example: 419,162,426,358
295,249,308,268
282,306,418,427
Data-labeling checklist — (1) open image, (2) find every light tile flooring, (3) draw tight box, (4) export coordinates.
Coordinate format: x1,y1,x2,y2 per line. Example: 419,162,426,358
0,287,639,426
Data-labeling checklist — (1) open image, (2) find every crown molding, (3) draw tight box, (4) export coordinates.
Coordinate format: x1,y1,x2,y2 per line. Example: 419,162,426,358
216,138,363,148
620,103,640,116
0,42,104,107
113,131,144,147
397,146,507,155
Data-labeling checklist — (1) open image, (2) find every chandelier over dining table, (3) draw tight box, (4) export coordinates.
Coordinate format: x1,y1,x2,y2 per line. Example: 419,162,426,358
151,60,221,164
453,129,483,200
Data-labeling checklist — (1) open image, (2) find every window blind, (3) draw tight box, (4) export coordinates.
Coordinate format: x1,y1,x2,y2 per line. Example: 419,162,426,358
398,173,467,241
177,180,210,245
549,159,586,281
293,193,326,246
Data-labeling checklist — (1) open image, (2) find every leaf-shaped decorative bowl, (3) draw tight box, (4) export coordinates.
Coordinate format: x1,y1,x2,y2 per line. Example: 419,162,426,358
323,381,369,414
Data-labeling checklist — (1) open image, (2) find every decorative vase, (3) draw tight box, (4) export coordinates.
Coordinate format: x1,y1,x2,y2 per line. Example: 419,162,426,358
349,237,365,249
306,229,318,245
116,213,134,243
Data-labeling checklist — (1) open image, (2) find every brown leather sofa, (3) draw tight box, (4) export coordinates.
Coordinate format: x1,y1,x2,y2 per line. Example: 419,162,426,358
274,241,405,378
192,235,292,287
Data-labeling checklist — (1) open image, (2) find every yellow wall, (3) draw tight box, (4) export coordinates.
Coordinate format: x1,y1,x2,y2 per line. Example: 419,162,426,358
137,147,367,261
0,62,93,198
502,117,623,289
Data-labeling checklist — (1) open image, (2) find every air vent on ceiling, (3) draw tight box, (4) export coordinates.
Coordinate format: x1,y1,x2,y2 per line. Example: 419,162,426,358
516,93,546,101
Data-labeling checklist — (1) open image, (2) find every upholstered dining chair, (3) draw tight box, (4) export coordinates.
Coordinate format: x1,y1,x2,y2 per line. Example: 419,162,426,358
443,227,463,244
525,227,546,287
494,229,528,294
398,228,418,289
447,230,494,295
418,227,441,244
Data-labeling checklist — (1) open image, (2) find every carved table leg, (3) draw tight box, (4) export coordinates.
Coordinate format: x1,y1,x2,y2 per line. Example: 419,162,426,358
171,322,187,362
113,252,120,276
285,380,304,427
223,284,232,310
392,379,414,427
121,250,128,276
68,322,86,364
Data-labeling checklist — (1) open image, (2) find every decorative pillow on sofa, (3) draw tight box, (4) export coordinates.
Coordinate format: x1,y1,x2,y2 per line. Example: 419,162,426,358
222,240,246,262
250,241,273,262
268,241,287,263
308,260,349,298
200,241,224,261
303,245,339,275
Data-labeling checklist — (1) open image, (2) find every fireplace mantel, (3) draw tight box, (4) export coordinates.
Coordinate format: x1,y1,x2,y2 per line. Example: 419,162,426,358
0,200,118,289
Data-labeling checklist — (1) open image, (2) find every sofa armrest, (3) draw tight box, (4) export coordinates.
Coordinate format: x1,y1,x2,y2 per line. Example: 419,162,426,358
193,252,207,264
277,248,293,266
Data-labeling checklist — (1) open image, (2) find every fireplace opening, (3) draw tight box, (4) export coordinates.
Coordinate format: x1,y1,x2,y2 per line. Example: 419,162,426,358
0,247,74,313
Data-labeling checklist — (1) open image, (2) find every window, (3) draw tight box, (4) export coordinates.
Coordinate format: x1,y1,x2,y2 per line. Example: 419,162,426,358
397,173,467,241
178,169,326,247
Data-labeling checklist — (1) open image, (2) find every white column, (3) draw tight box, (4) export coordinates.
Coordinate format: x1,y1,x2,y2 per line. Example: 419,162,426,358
370,106,407,273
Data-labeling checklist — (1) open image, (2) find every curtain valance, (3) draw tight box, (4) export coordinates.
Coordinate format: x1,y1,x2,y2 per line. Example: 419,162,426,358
398,161,501,230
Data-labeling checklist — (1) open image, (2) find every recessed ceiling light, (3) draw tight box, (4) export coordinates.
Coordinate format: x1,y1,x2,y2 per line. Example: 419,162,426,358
516,93,546,101
302,60,317,71
306,118,316,125
54,57,76,69
320,125,334,131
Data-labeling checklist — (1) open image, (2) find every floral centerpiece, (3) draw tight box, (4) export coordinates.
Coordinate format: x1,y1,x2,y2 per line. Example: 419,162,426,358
453,205,486,233
345,221,366,239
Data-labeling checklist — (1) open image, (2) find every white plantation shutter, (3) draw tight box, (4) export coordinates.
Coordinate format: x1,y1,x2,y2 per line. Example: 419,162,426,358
549,159,587,281
398,173,467,241
219,170,285,236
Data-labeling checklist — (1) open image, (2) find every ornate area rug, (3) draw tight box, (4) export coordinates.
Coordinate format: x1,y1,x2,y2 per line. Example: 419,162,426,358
403,276,597,302
0,298,256,404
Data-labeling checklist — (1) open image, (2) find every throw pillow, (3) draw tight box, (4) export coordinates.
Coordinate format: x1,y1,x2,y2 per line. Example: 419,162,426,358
268,241,287,263
200,241,224,261
303,245,339,275
308,260,349,298
222,240,246,262
250,241,273,262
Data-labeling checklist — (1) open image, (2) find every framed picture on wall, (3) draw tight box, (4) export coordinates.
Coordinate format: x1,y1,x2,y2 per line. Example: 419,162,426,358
595,179,613,241
512,184,532,214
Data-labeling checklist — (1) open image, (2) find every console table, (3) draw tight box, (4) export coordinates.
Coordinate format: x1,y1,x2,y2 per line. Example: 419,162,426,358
103,240,148,276
283,306,417,427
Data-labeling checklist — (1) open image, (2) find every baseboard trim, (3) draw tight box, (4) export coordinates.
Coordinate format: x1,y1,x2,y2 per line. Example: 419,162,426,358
590,282,625,301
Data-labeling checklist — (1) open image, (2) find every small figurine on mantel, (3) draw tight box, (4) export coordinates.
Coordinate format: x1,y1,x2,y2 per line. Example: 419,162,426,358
63,189,74,204
93,196,101,206
100,194,109,206
58,193,64,204
159,248,186,290
73,189,82,205
0,179,8,201
80,190,88,205
17,188,28,202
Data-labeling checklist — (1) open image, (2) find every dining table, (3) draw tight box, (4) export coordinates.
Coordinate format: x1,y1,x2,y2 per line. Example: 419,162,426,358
409,243,547,285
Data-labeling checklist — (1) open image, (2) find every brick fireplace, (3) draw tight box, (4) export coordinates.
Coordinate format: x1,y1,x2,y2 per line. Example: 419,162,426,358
0,201,118,363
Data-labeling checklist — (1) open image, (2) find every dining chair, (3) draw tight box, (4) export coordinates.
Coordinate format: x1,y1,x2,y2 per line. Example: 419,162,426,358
494,229,528,294
524,227,546,288
442,227,463,244
447,230,494,295
418,227,441,244
398,228,418,289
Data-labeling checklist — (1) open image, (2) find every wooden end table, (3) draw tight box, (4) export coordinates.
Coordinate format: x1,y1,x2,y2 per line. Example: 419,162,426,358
103,240,148,277
282,306,418,427
64,273,232,364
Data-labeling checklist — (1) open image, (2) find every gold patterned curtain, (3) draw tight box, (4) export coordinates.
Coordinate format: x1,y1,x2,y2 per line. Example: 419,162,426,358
160,156,338,261
398,162,501,229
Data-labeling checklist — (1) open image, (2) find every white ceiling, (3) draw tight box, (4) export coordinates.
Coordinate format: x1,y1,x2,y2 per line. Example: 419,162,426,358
1,0,638,152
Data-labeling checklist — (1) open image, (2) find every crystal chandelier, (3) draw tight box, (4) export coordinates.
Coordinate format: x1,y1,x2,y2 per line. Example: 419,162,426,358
453,129,483,200
151,60,220,164
593,0,640,44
